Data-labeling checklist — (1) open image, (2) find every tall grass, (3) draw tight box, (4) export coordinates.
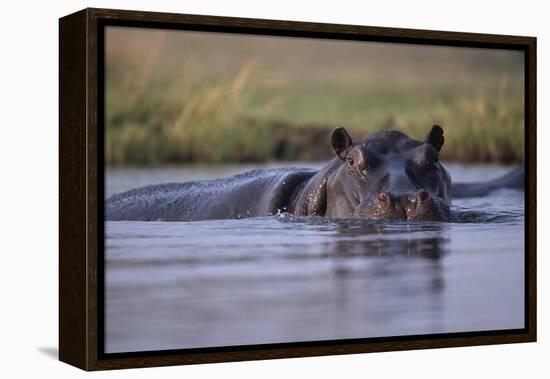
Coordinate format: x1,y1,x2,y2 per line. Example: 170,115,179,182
106,63,280,164
105,29,525,166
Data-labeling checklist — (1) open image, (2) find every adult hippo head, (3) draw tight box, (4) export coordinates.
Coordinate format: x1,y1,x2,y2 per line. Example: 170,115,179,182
294,125,452,221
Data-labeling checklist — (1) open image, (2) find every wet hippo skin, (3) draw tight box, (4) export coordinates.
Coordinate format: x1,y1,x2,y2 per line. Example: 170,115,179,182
106,126,524,222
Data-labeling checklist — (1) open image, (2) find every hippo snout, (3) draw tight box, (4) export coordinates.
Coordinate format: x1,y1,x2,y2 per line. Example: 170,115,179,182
361,190,450,221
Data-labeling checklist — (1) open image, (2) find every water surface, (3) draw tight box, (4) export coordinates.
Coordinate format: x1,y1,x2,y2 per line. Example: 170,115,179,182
105,163,524,353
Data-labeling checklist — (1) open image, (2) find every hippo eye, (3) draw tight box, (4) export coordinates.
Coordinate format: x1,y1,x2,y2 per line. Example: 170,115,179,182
346,156,355,166
416,159,434,168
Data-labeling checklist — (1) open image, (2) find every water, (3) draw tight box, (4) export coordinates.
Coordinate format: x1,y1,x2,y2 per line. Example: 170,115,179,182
104,163,525,354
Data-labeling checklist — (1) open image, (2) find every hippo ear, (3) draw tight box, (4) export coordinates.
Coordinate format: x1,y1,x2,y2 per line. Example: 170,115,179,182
425,125,444,152
331,127,354,160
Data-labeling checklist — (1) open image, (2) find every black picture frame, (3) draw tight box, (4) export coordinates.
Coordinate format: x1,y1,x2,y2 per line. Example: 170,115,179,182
59,7,537,371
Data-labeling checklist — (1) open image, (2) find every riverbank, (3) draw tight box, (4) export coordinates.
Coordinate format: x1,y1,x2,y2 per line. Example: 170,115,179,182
105,28,524,166
105,81,524,165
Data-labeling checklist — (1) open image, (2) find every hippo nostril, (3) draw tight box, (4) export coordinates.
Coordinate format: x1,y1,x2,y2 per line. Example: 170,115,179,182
417,190,431,202
378,192,390,203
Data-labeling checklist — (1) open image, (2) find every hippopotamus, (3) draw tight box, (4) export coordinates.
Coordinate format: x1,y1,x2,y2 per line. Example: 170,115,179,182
106,126,524,222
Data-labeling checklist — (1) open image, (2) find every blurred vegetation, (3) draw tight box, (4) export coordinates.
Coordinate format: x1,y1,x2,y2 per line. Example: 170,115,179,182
105,27,525,166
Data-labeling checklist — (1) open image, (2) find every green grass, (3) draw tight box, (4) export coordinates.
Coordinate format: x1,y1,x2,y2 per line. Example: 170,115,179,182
105,29,525,166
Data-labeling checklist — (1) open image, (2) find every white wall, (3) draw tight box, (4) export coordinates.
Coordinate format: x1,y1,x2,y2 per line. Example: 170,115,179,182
0,0,546,377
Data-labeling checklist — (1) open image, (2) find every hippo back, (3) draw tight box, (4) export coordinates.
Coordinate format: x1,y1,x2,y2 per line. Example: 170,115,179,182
106,168,316,221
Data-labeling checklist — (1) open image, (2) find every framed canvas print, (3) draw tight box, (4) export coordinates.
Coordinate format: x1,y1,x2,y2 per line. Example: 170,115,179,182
59,8,536,371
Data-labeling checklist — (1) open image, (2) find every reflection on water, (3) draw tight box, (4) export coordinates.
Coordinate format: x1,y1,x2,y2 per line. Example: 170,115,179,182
104,164,525,353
